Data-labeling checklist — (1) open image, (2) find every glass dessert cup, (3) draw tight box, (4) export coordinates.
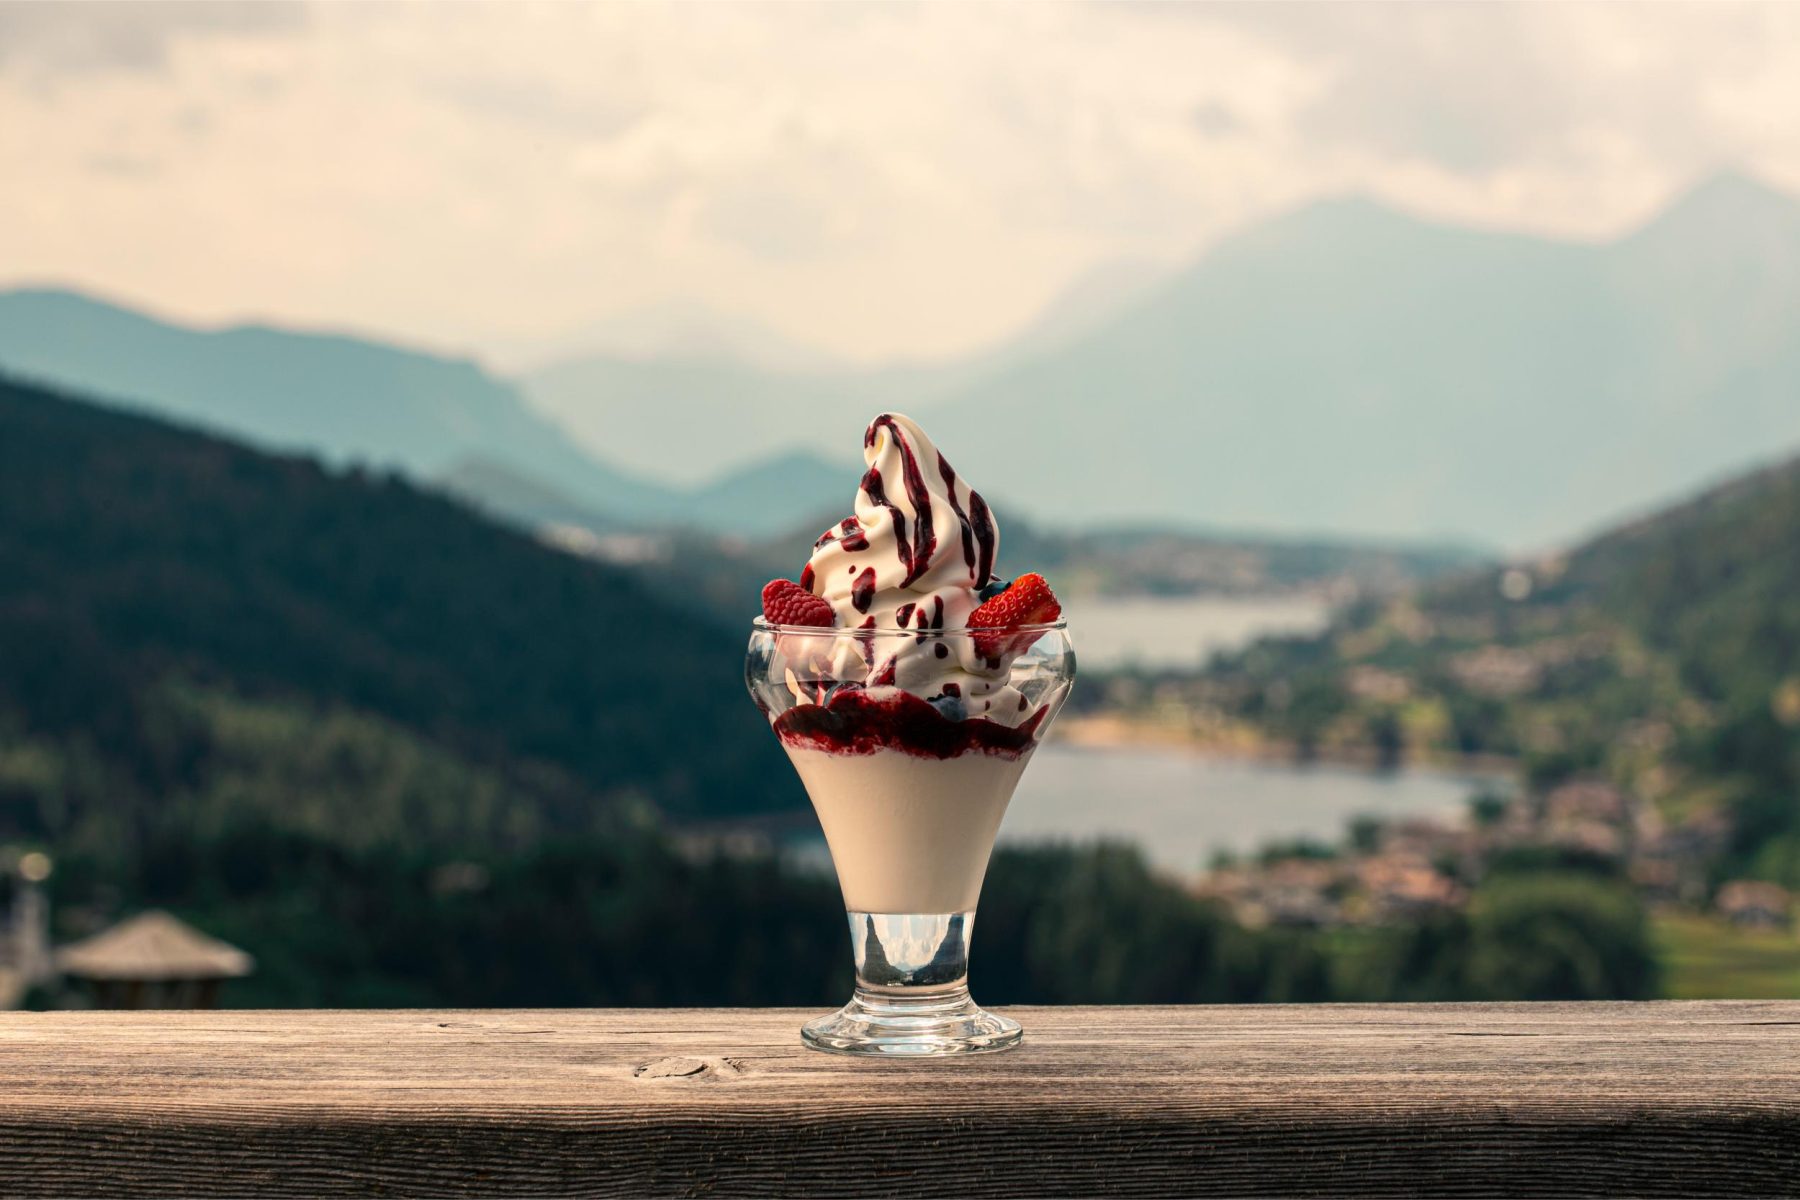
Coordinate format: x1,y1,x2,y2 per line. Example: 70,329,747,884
747,619,1075,1056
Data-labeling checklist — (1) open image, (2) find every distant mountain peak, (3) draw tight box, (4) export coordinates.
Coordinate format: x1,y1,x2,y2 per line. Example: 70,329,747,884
1190,191,1484,270
994,257,1172,362
1628,168,1800,245
0,284,674,523
1673,167,1794,210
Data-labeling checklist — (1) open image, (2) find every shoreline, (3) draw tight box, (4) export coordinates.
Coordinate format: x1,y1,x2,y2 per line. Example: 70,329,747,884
1052,713,1517,782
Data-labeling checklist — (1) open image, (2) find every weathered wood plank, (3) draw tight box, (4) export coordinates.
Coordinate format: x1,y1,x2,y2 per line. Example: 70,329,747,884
1,1002,1798,1197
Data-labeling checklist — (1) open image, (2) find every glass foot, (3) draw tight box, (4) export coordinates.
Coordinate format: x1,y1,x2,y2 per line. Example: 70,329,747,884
802,985,1021,1056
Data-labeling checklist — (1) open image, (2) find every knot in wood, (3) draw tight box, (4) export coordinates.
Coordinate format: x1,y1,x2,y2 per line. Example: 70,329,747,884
635,1056,730,1081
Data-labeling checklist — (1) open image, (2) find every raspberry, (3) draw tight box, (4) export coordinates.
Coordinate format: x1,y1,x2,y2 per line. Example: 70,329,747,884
762,578,835,627
967,572,1060,657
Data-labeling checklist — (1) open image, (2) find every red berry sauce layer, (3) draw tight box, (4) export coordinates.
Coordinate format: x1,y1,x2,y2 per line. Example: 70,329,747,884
773,688,1046,761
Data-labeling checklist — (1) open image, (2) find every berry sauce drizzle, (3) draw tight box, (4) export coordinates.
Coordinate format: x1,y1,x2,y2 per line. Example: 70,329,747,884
936,450,995,588
859,465,909,584
864,415,938,588
968,490,996,587
775,689,1045,760
851,567,878,613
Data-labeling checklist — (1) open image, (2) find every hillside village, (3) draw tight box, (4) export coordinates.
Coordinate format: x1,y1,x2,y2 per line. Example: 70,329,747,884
1197,777,1785,933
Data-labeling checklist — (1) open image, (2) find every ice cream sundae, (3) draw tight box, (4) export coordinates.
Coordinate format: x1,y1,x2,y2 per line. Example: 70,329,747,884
745,412,1075,1055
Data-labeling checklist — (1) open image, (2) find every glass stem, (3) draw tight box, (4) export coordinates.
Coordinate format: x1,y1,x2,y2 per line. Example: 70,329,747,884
849,911,974,995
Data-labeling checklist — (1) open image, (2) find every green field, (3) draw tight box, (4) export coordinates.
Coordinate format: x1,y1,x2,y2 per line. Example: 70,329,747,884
1655,912,1800,999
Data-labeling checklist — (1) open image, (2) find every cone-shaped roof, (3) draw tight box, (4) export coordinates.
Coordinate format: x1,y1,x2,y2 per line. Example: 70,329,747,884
57,911,254,982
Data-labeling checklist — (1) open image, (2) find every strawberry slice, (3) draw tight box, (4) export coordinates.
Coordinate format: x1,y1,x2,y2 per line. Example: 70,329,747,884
762,578,835,627
967,572,1060,658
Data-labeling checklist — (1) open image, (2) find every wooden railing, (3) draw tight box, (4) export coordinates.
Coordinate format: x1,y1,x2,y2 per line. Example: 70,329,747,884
2,1002,1797,1196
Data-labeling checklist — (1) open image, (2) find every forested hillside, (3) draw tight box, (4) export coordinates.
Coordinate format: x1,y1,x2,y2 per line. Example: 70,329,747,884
0,373,799,856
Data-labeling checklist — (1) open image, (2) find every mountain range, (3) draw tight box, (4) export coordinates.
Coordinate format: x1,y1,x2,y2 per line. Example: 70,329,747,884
0,289,843,537
524,170,1800,551
940,171,1800,550
3,171,1798,552
439,449,850,540
516,258,1168,488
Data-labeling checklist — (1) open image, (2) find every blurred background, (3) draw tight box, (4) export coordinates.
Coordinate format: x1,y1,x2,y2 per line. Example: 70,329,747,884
2,0,1799,1009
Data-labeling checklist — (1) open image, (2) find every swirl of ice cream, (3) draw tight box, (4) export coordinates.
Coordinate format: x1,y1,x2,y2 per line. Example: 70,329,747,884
793,413,1029,722
807,413,997,618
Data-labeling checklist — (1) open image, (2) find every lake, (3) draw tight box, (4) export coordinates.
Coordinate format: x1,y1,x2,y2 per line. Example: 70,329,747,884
998,743,1489,879
1063,594,1332,672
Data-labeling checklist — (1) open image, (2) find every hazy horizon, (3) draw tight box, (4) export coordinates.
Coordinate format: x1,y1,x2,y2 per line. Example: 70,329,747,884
6,155,1800,556
0,162,1786,377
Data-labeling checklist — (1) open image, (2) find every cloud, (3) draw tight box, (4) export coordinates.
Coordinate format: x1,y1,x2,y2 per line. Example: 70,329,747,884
0,1,1797,365
0,1,306,76
1191,101,1244,139
1207,2,1800,179
700,181,857,263
81,149,160,178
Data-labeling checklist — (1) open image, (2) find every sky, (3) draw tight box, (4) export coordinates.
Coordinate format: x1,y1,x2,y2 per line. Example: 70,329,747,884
4,0,1800,367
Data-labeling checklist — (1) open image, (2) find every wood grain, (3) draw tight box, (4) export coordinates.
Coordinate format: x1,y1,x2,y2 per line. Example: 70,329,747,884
2,1002,1798,1197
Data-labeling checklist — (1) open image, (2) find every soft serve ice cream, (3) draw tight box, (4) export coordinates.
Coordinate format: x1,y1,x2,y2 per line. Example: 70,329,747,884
806,412,996,629
762,413,1057,728
753,413,1067,913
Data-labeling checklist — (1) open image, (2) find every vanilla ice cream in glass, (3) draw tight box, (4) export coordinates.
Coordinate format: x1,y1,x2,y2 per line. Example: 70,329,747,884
746,413,1075,1055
